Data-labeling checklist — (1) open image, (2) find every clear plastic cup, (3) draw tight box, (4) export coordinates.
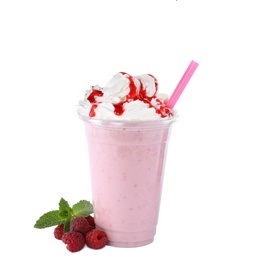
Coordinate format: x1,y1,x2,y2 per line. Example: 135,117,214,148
80,115,177,247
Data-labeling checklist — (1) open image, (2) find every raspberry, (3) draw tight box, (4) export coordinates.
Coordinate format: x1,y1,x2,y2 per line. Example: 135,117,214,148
70,216,91,235
54,224,64,240
85,215,95,229
62,231,85,252
85,229,108,249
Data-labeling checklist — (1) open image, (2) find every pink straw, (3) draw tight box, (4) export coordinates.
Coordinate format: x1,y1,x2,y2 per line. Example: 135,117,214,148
167,60,199,109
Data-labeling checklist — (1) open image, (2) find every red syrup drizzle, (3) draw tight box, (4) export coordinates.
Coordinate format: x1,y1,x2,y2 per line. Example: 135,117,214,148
155,99,173,118
113,102,125,116
143,75,172,117
125,75,138,101
147,74,158,93
87,87,104,117
143,98,173,118
89,103,98,117
138,74,158,100
120,72,138,101
87,88,103,103
138,80,146,100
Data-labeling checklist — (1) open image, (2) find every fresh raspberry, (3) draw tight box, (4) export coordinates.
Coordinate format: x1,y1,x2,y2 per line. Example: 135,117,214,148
85,215,95,229
54,224,64,240
85,229,108,249
70,216,91,235
62,231,85,252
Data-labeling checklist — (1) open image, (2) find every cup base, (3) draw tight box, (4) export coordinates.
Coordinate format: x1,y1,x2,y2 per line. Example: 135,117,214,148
108,238,154,248
96,224,155,248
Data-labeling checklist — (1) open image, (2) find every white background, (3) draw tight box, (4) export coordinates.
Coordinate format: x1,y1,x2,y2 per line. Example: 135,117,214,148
1,0,259,259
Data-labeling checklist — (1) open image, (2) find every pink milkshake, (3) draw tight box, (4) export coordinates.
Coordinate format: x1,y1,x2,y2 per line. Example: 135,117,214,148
78,72,177,247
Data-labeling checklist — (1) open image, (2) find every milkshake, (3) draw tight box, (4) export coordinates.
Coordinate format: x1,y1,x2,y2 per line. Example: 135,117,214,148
78,72,177,247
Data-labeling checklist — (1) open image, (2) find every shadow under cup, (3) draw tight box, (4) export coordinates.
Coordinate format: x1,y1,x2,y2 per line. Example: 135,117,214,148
81,115,177,247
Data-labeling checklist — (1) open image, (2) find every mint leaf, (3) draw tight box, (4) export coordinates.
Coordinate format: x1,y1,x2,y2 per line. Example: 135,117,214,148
63,217,72,233
72,200,93,217
34,198,94,232
59,197,72,218
34,210,65,229
59,198,71,212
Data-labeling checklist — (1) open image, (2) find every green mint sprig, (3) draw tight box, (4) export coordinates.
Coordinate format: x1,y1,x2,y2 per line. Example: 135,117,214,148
34,198,93,232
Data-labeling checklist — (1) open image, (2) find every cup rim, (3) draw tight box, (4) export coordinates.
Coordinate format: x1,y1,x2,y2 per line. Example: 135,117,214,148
78,110,179,127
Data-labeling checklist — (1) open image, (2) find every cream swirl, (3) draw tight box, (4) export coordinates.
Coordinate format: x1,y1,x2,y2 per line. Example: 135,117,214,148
78,72,173,120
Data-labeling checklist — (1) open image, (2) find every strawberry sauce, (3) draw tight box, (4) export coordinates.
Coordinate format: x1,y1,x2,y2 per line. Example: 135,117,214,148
89,104,98,117
87,88,103,103
113,102,125,116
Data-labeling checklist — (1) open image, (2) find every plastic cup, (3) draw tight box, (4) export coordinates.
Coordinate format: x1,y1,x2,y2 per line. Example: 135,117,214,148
80,115,177,247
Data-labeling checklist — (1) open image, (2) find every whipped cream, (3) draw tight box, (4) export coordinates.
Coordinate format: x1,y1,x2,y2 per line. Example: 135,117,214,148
78,72,173,120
